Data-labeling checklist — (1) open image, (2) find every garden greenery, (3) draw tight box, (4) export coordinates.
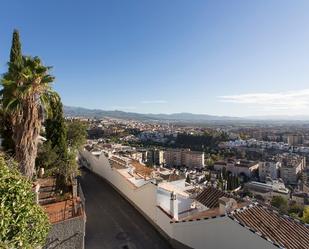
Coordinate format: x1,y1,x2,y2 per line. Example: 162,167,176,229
0,155,50,248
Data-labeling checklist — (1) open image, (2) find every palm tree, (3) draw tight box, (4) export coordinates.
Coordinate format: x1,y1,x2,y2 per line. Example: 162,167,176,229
1,56,58,178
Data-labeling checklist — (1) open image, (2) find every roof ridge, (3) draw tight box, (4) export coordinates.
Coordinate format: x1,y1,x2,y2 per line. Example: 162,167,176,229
258,203,309,226
229,202,309,249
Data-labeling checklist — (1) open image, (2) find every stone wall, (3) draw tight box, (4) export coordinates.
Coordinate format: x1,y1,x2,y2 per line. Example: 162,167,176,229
43,214,85,249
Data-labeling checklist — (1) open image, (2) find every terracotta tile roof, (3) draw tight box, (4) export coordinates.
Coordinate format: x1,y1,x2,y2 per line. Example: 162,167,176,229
109,156,128,169
109,159,127,169
195,187,232,208
230,204,309,249
168,173,185,182
181,208,222,221
110,156,127,166
131,160,153,178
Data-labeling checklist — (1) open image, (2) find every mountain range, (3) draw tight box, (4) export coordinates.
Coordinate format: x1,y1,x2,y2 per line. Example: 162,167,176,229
63,106,309,122
63,106,241,122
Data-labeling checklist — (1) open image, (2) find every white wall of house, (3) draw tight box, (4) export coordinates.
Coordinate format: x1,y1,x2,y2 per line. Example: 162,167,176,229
157,188,193,215
214,163,259,178
172,217,276,249
157,188,172,212
81,150,277,249
80,150,157,221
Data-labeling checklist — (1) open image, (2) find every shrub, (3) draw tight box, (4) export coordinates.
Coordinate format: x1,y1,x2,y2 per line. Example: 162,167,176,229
271,196,288,214
303,206,309,224
0,155,50,248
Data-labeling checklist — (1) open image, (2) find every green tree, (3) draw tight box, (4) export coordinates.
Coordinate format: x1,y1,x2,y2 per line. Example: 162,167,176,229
206,157,214,167
227,174,231,190
0,30,23,154
288,202,303,216
0,154,50,248
222,167,227,180
206,172,211,181
45,94,67,154
55,150,79,190
302,206,309,223
36,141,59,174
1,54,58,179
234,176,240,189
67,121,87,150
186,174,191,184
38,96,79,189
271,196,288,214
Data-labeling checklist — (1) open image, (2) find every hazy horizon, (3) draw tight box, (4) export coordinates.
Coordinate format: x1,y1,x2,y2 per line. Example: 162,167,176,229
65,105,309,120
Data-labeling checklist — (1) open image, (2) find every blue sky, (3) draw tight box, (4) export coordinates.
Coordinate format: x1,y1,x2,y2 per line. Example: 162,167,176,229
1,0,309,116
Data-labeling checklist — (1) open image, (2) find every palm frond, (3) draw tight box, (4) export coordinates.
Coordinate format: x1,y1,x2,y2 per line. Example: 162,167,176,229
5,98,22,113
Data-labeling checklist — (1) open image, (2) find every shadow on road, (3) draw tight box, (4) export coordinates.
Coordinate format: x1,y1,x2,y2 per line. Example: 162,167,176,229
80,168,173,249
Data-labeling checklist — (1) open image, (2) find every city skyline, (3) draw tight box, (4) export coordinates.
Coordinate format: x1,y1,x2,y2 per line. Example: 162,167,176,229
1,0,309,116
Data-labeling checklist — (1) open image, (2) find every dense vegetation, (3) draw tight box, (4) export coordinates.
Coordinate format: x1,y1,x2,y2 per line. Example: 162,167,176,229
270,196,309,222
36,97,86,189
67,120,87,150
0,30,88,247
174,131,229,151
0,155,50,248
1,30,58,179
216,167,241,191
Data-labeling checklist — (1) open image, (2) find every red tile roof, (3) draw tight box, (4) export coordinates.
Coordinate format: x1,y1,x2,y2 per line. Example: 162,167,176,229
110,156,127,166
230,204,309,249
195,187,232,208
131,160,153,178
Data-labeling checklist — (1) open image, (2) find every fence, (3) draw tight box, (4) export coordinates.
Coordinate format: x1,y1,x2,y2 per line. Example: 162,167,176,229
46,181,85,224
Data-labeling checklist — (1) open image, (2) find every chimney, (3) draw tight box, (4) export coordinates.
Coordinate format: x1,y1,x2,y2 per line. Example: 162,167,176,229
219,197,237,215
170,191,179,220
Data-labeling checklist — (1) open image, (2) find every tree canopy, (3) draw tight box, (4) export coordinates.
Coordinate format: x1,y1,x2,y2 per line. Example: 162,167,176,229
37,96,80,188
302,206,309,224
67,121,87,150
271,196,288,214
0,29,22,154
45,93,68,156
1,54,58,178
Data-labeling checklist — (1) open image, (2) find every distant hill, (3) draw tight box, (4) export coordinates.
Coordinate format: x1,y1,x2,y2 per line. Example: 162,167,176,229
63,106,242,122
64,106,309,123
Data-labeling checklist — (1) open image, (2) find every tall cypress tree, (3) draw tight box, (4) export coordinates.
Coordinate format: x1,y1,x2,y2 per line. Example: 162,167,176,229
45,93,68,156
9,30,22,72
43,94,72,188
1,29,23,154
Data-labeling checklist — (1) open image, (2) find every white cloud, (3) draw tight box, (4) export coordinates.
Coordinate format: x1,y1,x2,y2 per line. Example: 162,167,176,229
219,89,309,114
141,100,167,104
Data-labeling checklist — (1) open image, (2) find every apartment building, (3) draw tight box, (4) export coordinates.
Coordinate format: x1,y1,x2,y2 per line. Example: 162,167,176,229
154,149,164,165
280,155,305,185
164,148,205,169
214,159,259,178
146,149,165,166
164,149,183,167
287,134,303,146
259,161,281,182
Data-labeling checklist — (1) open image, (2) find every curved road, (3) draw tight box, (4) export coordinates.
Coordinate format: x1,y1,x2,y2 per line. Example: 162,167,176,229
80,169,173,249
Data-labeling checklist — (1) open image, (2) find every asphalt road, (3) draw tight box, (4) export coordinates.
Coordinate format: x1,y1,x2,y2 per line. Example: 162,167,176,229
80,169,173,249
